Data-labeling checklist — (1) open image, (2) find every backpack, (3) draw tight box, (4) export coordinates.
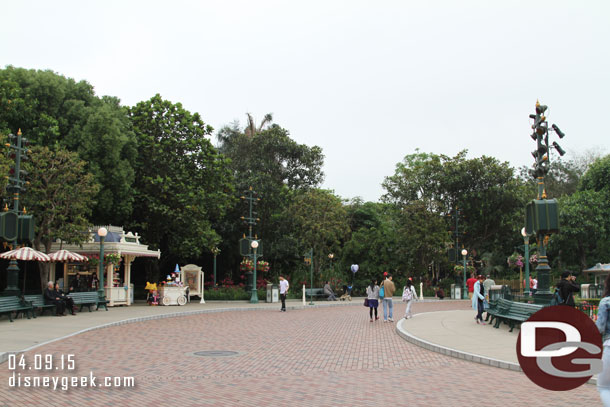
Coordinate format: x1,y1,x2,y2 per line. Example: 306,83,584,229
379,285,385,299
402,286,413,301
550,288,564,306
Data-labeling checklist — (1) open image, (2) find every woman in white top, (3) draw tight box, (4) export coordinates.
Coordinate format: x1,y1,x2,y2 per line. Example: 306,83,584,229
366,279,380,322
402,278,418,319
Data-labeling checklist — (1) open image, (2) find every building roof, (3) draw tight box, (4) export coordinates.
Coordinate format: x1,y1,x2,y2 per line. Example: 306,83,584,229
50,225,161,259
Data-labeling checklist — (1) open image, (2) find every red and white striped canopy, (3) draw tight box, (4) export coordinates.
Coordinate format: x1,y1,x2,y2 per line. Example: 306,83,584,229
47,249,89,263
0,247,51,262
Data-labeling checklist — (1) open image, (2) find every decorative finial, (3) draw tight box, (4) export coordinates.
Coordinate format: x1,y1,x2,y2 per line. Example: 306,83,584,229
536,100,540,107
2,203,8,212
542,189,547,199
17,128,22,136
22,207,26,214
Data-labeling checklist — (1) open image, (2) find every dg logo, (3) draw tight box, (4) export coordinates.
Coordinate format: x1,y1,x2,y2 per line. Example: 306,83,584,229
517,305,602,391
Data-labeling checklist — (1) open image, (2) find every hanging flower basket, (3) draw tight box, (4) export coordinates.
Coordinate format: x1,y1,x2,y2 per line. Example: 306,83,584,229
86,256,99,267
256,260,270,272
454,265,476,274
507,253,524,269
105,253,121,265
240,259,253,271
529,254,538,265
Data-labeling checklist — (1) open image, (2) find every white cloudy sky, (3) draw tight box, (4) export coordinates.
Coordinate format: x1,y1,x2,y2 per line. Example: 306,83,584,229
2,1,609,201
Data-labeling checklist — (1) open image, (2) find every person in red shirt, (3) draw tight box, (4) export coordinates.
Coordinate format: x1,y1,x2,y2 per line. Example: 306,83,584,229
466,273,478,300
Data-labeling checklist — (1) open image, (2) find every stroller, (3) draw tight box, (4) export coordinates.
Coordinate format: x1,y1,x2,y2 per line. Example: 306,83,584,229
339,285,352,301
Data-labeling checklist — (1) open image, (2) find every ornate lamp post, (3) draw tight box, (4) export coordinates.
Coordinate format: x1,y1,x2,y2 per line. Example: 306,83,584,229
250,240,259,303
521,227,530,296
526,100,565,298
97,227,107,302
461,249,468,300
328,253,334,273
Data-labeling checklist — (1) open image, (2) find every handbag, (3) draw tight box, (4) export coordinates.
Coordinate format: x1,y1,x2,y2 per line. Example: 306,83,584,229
363,298,369,307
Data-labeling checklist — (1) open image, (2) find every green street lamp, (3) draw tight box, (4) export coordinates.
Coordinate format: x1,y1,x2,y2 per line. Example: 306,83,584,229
250,240,259,303
211,247,220,287
97,227,107,303
328,253,334,272
461,249,468,300
522,227,531,296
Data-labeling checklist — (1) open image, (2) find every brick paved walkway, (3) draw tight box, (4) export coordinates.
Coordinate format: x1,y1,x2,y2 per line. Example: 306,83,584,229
0,301,601,406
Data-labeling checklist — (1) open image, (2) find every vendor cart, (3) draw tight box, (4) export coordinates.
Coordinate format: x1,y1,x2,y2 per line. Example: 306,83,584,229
158,286,188,306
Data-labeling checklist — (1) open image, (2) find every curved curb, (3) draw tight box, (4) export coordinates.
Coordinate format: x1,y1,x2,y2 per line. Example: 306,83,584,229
395,311,598,385
395,311,522,372
0,300,365,365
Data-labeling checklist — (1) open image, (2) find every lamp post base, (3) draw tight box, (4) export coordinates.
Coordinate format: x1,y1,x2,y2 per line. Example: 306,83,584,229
250,289,258,304
1,261,21,297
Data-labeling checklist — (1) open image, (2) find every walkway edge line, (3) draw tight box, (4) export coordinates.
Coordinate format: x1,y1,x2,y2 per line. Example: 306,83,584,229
395,310,598,386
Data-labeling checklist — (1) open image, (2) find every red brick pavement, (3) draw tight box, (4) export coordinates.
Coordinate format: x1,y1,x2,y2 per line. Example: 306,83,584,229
0,300,602,406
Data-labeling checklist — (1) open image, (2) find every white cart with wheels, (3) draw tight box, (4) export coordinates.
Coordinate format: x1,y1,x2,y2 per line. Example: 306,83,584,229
158,286,188,306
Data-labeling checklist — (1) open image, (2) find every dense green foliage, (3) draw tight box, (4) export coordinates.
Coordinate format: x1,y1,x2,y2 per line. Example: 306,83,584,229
1,66,608,294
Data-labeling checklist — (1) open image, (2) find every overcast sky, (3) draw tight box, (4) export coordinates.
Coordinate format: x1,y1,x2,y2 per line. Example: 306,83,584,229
2,1,609,201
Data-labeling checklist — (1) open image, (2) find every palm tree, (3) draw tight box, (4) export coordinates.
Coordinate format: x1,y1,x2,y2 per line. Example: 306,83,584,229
245,113,273,137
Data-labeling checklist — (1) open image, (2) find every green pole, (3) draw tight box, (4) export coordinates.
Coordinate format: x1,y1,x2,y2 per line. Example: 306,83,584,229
213,252,217,287
462,252,467,300
309,248,314,305
250,243,259,303
98,233,106,302
523,233,530,296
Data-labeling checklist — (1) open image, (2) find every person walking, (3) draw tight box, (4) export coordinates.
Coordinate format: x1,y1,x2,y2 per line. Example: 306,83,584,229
596,273,610,406
466,273,477,300
472,275,486,324
483,274,495,296
380,274,396,322
366,279,380,322
402,278,418,319
279,275,289,312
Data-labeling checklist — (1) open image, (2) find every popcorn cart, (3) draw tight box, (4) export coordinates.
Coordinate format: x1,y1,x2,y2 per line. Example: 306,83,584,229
158,285,188,306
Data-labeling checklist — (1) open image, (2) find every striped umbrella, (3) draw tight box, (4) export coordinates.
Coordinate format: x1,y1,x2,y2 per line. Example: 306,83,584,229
47,249,89,263
0,247,51,293
0,247,51,262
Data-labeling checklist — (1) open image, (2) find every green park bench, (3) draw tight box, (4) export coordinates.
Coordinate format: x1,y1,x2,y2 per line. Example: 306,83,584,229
0,296,34,322
487,298,543,332
304,288,325,299
68,291,109,312
23,294,56,316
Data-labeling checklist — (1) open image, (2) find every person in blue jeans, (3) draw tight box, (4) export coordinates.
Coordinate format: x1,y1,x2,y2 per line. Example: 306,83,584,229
380,274,396,322
596,273,610,406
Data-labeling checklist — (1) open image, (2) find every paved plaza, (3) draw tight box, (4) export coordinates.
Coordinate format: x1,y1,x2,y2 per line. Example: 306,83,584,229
0,300,602,406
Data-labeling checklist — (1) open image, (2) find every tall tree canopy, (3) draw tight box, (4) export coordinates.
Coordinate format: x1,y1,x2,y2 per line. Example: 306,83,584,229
129,94,235,268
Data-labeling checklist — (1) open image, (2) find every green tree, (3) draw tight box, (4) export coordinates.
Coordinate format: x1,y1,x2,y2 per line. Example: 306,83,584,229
22,146,100,287
383,150,527,278
215,120,324,278
550,190,610,271
580,155,610,193
282,189,349,282
0,66,137,224
129,94,235,272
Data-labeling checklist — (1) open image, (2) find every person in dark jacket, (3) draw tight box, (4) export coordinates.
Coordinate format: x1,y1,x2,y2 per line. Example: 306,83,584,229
557,271,580,307
55,282,76,315
44,281,65,316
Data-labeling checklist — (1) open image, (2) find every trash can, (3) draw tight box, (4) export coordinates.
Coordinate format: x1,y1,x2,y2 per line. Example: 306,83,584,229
488,285,503,302
266,283,273,303
581,284,590,298
454,285,461,300
272,284,279,303
450,284,456,299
